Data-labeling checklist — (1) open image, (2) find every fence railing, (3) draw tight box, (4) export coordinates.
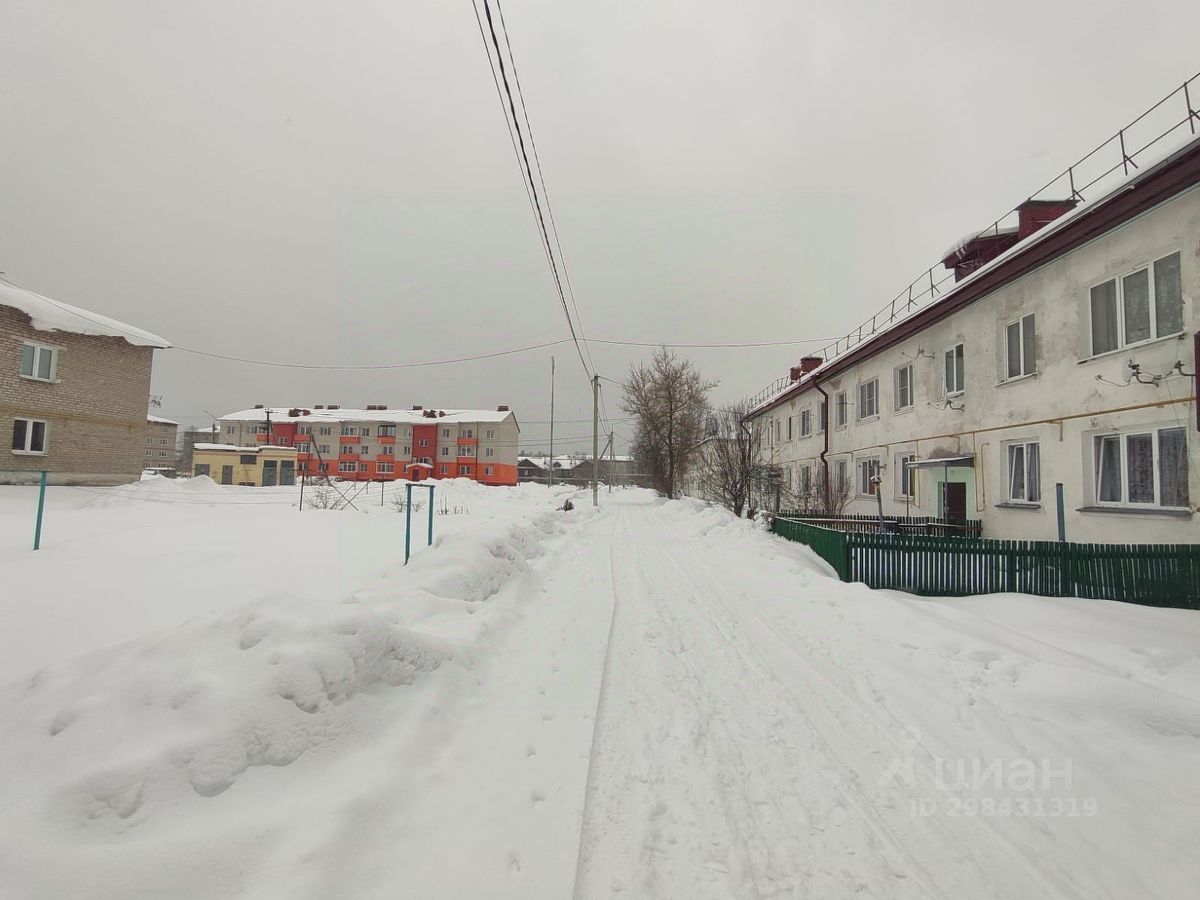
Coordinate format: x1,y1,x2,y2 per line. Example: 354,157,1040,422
771,518,1200,610
775,512,982,539
748,71,1200,411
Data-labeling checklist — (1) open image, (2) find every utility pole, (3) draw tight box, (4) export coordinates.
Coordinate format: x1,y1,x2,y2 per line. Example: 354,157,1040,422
592,373,599,507
609,430,615,493
549,356,555,486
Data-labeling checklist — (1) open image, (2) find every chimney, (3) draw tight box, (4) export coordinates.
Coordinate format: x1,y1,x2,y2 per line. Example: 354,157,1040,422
412,404,422,411
287,408,301,417
497,405,510,412
327,404,340,410
254,403,264,409
790,356,822,381
1016,198,1077,240
314,404,324,409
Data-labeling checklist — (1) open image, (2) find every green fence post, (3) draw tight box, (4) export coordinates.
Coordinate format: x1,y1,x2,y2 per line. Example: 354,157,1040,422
33,470,47,551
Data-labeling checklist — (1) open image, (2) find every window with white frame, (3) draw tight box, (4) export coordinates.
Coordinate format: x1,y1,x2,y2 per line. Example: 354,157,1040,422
459,465,470,475
226,425,236,434
1006,441,1041,503
461,428,474,438
419,438,429,448
800,465,811,494
484,466,494,476
402,445,411,455
358,462,368,472
486,429,495,439
774,419,782,444
378,425,395,437
11,418,47,454
817,400,827,432
19,342,57,382
895,452,917,499
319,444,331,454
461,445,476,457
857,379,879,420
1089,252,1183,356
440,464,449,475
338,461,356,473
857,458,880,495
894,364,913,411
377,462,393,473
442,428,451,438
834,392,848,428
484,447,494,458
361,427,371,437
799,408,811,437
440,446,449,457
944,343,965,395
340,425,355,435
1093,426,1188,509
834,459,848,493
1004,313,1037,380
381,445,393,456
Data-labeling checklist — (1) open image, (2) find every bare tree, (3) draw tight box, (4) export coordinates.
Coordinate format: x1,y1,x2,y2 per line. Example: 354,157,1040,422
692,402,759,517
622,348,716,499
781,466,855,516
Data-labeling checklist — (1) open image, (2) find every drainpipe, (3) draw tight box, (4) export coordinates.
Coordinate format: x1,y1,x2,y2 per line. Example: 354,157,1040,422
813,374,831,513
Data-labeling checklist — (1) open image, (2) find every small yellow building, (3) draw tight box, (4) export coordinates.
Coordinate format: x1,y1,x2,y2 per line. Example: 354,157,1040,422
192,444,298,486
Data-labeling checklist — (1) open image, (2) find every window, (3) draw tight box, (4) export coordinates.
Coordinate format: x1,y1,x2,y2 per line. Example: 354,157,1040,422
834,459,848,493
379,425,395,437
402,445,411,456
800,465,811,494
319,444,330,454
484,447,494,458
440,446,450,457
895,452,917,499
459,465,470,475
799,409,812,437
894,364,913,411
442,428,451,438
361,427,371,437
857,379,879,420
440,464,449,475
1090,253,1183,356
381,445,394,456
341,426,355,436
1005,314,1037,380
943,344,965,395
774,420,782,444
1006,442,1041,503
486,429,495,439
338,461,356,474
319,426,332,436
240,454,257,464
359,462,368,472
19,342,57,381
857,458,880,495
226,425,236,435
834,392,848,428
484,466,494,476
462,428,474,438
298,425,311,435
460,445,476,457
817,400,827,433
377,462,393,474
419,439,429,448
786,416,793,441
1093,427,1188,508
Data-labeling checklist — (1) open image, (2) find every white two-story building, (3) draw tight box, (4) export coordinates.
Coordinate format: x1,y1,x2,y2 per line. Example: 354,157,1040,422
748,133,1200,544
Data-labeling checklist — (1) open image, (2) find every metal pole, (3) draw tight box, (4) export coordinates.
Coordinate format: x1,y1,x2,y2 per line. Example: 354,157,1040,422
609,430,614,493
298,469,305,511
33,470,47,550
404,482,413,565
1056,483,1066,542
549,356,555,487
427,485,434,546
592,373,599,507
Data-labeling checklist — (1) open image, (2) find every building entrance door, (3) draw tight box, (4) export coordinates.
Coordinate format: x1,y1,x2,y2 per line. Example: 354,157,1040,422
279,460,294,486
942,481,967,524
221,465,233,485
262,460,278,487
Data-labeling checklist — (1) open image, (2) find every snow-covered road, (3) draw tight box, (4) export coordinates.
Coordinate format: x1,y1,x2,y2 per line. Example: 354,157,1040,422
2,485,1198,899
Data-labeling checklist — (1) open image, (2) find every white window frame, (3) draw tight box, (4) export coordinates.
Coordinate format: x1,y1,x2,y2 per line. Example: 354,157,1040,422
484,465,494,476
857,378,879,421
834,459,848,493
1088,252,1184,357
817,400,827,433
440,464,449,475
894,364,914,411
337,460,356,474
857,457,880,496
894,452,917,500
11,417,48,455
1003,313,1037,381
486,429,495,439
1005,441,1041,503
834,392,848,429
377,462,393,474
484,447,494,458
419,438,429,448
943,343,965,396
19,341,58,383
799,408,812,437
1093,426,1189,510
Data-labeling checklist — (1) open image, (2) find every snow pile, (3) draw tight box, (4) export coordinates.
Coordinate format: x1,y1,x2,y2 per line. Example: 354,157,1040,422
0,278,170,347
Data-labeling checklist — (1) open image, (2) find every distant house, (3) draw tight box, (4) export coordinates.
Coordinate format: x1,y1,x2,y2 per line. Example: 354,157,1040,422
192,444,298,486
144,415,179,472
1,279,170,485
178,424,218,473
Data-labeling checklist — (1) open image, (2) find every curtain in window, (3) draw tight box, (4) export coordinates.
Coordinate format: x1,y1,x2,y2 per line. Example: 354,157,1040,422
1090,281,1118,355
1096,435,1122,502
1008,445,1025,500
1122,270,1151,345
1026,443,1040,502
1158,427,1189,508
1154,253,1183,337
1125,433,1154,503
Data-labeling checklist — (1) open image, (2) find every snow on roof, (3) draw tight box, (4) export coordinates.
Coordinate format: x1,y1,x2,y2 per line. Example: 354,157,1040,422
0,278,170,348
193,443,296,453
147,415,179,425
220,406,517,425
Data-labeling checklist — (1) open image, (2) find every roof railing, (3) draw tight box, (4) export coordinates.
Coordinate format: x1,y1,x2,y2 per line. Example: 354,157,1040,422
747,71,1200,412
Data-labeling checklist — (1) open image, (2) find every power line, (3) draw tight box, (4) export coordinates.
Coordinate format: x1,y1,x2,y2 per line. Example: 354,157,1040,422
471,0,591,381
174,339,571,370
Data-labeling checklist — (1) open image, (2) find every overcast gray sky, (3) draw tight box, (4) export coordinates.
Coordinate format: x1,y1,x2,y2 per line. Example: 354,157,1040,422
2,1,1197,454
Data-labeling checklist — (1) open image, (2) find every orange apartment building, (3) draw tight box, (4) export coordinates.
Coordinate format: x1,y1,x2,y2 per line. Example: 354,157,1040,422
217,404,520,486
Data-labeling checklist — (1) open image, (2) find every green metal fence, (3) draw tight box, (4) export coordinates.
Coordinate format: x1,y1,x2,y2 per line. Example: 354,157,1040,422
771,517,1200,610
774,512,982,538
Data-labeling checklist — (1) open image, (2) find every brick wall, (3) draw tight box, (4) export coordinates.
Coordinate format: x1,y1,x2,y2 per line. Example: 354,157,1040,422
0,306,156,485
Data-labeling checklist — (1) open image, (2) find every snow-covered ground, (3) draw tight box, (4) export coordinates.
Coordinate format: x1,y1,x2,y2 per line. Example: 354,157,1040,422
1,483,1197,898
